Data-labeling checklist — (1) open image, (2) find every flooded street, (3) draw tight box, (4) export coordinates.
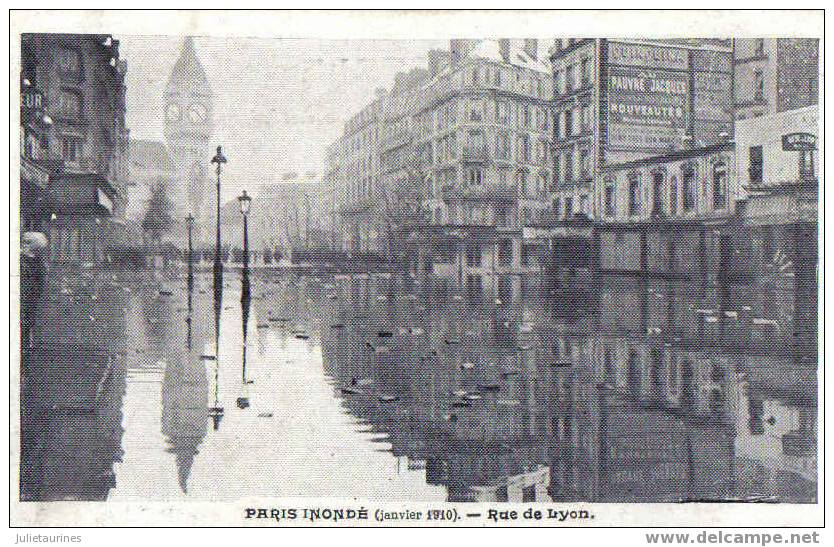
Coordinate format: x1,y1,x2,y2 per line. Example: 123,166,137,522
20,270,817,503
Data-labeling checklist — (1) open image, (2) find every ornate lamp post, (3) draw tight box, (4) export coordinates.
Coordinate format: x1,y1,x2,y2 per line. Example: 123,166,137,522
210,146,227,294
237,190,252,278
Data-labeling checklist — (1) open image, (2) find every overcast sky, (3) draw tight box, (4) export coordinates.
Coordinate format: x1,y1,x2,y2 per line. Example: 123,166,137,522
118,35,445,200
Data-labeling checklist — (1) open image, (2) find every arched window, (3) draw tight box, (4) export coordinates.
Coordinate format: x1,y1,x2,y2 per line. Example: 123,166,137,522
712,161,728,210
682,164,696,212
628,171,641,217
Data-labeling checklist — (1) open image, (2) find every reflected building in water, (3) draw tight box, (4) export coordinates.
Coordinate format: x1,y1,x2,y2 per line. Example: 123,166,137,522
319,271,816,503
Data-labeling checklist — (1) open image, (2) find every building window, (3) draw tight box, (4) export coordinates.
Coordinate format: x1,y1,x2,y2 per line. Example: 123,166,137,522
669,175,678,216
518,134,530,163
523,105,532,129
712,163,728,210
516,171,530,196
554,70,563,96
564,196,573,218
566,64,575,91
464,167,483,187
753,69,764,102
56,47,82,79
553,198,561,218
521,206,532,225
468,99,483,122
538,172,549,195
604,185,616,218
498,240,513,266
62,136,83,163
56,89,82,119
581,57,590,87
651,171,665,217
553,154,561,187
564,150,574,182
466,244,481,266
754,38,765,57
495,131,510,160
628,172,641,216
579,149,591,179
563,110,573,139
496,101,509,124
799,149,816,180
582,105,592,133
553,111,560,140
682,167,696,212
749,145,763,183
579,194,589,215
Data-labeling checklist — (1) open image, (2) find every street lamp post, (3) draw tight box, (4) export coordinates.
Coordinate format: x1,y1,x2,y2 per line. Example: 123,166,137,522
238,190,252,302
210,146,227,294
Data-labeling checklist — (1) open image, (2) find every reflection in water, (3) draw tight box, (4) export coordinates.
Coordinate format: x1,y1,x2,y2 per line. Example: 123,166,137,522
20,268,817,503
237,271,252,410
208,274,225,430
160,280,208,493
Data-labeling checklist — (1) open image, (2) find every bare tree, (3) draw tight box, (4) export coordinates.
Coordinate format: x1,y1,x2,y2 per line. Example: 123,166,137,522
377,144,429,262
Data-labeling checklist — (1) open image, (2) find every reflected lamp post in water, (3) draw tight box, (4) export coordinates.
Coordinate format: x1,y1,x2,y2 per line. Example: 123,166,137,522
237,190,252,302
237,285,253,410
185,213,195,290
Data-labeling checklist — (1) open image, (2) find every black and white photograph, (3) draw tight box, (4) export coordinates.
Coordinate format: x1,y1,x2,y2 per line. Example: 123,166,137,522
11,9,823,534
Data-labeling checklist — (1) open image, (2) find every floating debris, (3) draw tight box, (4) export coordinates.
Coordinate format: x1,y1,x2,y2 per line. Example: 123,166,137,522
295,333,310,340
409,327,424,336
378,394,398,403
330,323,345,329
200,354,216,361
257,412,274,418
377,331,393,338
445,338,461,345
461,362,475,370
340,387,363,395
257,322,269,329
463,392,482,401
451,401,471,408
159,290,173,296
452,389,467,397
550,362,572,368
478,383,501,392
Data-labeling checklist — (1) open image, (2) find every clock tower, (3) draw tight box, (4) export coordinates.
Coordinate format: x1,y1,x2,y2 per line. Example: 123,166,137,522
164,36,213,221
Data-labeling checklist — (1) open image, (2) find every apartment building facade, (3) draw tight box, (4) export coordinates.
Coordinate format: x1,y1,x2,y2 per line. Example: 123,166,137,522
20,33,130,264
550,39,735,221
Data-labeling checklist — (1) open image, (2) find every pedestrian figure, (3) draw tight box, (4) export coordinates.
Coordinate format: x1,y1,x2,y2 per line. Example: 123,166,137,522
20,232,47,353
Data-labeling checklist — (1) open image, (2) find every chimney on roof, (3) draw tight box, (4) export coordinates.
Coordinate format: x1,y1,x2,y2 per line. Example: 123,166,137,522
524,39,538,60
428,49,450,77
450,39,477,66
499,39,511,63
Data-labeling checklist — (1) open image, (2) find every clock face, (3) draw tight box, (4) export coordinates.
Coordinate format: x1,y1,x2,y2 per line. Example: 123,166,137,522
188,104,207,123
165,103,181,122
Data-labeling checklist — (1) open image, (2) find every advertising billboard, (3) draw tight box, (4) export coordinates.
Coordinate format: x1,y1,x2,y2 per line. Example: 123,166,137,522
603,41,733,155
607,65,689,150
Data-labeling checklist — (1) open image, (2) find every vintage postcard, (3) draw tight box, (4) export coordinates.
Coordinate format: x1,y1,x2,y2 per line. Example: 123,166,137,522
10,9,823,535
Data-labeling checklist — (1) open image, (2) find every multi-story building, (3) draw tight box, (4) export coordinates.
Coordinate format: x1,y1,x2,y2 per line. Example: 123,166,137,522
733,39,819,120
598,141,738,223
549,39,734,220
331,91,386,254
20,33,130,264
329,39,553,276
252,174,335,255
417,39,553,229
